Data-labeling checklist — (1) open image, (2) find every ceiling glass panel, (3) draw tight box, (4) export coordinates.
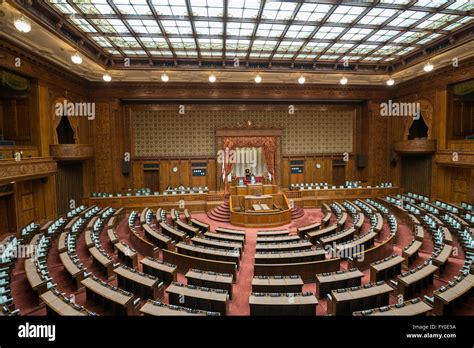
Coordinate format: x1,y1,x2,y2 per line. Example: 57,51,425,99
42,0,472,66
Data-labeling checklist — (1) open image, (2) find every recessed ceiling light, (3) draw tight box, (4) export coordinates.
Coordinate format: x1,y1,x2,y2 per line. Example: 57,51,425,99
103,73,112,82
423,62,434,72
209,74,217,83
71,53,83,65
255,74,262,84
298,76,306,84
386,78,395,86
340,76,348,85
161,73,169,82
14,16,31,33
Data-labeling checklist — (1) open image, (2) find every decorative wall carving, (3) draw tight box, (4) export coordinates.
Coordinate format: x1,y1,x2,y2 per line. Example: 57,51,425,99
93,102,114,192
394,139,437,154
50,144,94,160
0,158,57,185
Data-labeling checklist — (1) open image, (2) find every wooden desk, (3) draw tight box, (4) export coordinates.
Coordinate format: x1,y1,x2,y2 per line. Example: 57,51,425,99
163,249,237,279
337,212,348,230
297,221,321,238
255,249,326,264
315,269,364,299
307,224,338,244
335,232,377,256
249,293,318,316
81,277,135,316
114,265,163,300
166,283,229,315
433,244,453,275
159,222,187,243
353,213,365,233
257,230,289,237
176,243,240,266
142,223,171,249
320,227,356,247
140,300,209,316
353,298,432,316
370,255,405,282
397,264,438,298
107,228,119,246
321,212,332,227
184,209,192,223
414,225,424,241
255,241,313,252
204,232,245,245
215,227,247,241
176,220,199,237
89,247,114,279
256,235,300,244
186,269,233,299
191,236,243,252
403,240,423,266
58,232,68,253
24,258,47,295
140,257,178,285
329,282,393,315
84,229,94,248
59,252,85,289
252,275,303,293
190,218,210,233
373,213,384,235
254,258,340,283
40,290,88,316
433,274,474,315
114,242,138,268
439,226,453,245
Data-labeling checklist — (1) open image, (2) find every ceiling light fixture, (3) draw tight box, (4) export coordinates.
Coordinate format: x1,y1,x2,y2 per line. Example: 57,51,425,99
103,73,112,82
340,76,348,85
255,74,262,84
386,78,395,86
209,74,217,83
423,62,434,72
298,76,306,84
14,16,31,33
161,73,169,82
71,53,83,65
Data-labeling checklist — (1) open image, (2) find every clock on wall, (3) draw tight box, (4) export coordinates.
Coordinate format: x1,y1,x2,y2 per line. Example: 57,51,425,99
172,166,178,173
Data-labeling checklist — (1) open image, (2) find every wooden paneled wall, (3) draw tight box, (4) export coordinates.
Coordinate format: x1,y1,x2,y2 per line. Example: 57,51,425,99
132,158,217,192
0,193,15,234
282,155,359,188
400,155,432,197
56,162,84,215
14,179,52,228
0,97,31,144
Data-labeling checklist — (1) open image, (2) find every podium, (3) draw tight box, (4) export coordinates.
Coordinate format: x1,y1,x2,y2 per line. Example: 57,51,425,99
231,184,277,196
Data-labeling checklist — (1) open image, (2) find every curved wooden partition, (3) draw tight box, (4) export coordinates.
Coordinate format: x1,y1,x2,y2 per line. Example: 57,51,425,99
253,258,340,283
162,249,237,279
128,225,160,258
348,235,395,270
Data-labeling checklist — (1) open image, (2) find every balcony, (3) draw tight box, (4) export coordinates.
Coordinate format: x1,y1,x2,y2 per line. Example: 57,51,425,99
50,144,94,161
0,157,57,185
435,150,474,167
394,139,437,155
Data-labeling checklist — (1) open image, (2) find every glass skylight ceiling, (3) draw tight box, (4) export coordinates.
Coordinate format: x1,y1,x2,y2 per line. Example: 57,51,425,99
46,0,473,65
